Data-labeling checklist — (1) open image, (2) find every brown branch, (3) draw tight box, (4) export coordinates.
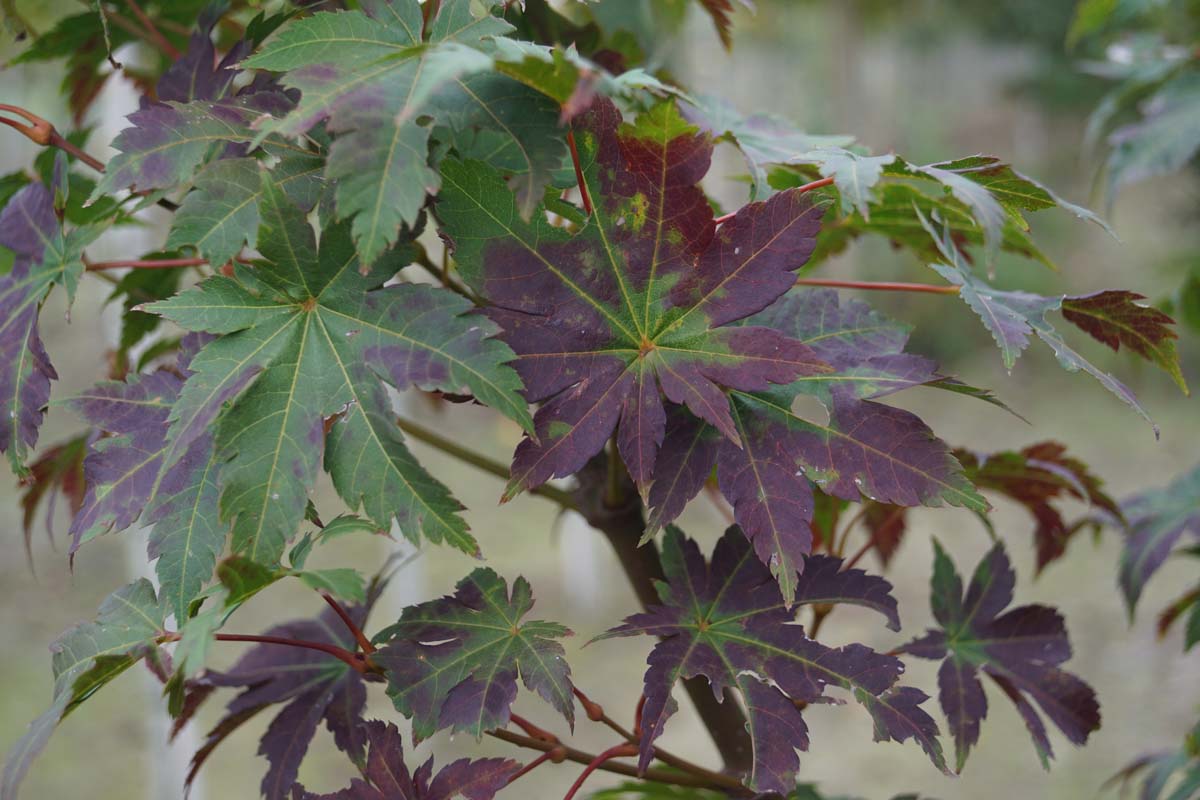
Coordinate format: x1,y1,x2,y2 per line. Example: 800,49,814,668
319,592,374,654
573,456,754,775
86,257,210,271
794,278,960,295
563,743,637,800
124,0,181,59
162,631,370,673
488,730,751,794
395,416,578,511
0,103,180,212
715,176,836,226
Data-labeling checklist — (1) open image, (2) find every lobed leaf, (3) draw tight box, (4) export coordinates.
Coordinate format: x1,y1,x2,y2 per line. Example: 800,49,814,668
373,568,574,742
899,542,1100,771
149,180,530,564
292,719,519,800
599,527,945,793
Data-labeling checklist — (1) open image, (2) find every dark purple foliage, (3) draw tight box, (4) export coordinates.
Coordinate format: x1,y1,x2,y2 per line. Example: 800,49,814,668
0,182,63,473
291,720,519,800
899,542,1100,771
197,604,372,800
599,526,945,794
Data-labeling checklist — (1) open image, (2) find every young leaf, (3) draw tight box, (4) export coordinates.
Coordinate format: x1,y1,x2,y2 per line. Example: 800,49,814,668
1,580,167,800
899,542,1101,772
925,215,1171,431
1119,462,1200,613
18,433,87,564
682,94,855,200
1060,291,1188,394
201,603,374,800
148,182,530,564
0,181,97,474
598,527,945,794
373,568,574,742
292,719,519,800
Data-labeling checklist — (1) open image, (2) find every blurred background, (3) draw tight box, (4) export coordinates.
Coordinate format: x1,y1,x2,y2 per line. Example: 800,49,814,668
0,1,1197,798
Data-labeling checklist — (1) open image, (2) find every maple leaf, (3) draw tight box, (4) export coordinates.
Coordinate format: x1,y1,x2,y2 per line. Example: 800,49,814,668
147,179,531,565
1061,290,1188,394
63,335,227,623
2,580,167,800
642,288,985,603
1108,720,1200,800
373,568,574,742
0,180,100,474
899,542,1100,772
243,0,554,263
957,442,1121,572
598,527,945,794
1118,462,1200,614
291,719,519,800
681,94,855,200
923,212,1172,431
18,433,87,567
437,99,828,535
197,602,374,800
167,152,325,270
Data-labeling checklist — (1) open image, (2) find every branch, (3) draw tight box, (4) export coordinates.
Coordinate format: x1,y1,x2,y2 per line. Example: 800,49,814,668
572,455,754,775
162,631,371,673
0,103,179,212
562,743,637,800
572,687,740,789
715,175,836,225
319,592,374,654
794,278,960,295
488,730,751,794
86,257,213,271
124,0,181,59
395,416,578,511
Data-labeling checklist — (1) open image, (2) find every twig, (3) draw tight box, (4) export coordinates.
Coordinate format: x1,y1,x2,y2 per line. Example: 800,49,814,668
0,103,179,212
715,176,836,225
320,592,374,654
162,631,370,673
395,416,578,511
124,0,181,59
562,743,637,800
571,687,737,788
87,257,213,271
794,278,960,295
488,730,749,792
505,749,563,785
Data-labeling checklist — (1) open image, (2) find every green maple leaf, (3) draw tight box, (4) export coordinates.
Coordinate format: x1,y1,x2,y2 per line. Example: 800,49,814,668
373,568,574,741
244,0,530,264
2,580,167,800
147,178,531,565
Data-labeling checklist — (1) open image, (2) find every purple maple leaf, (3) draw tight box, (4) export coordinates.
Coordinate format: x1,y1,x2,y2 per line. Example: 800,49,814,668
291,720,519,800
0,182,66,474
597,526,945,794
645,289,986,603
195,603,374,800
899,542,1101,772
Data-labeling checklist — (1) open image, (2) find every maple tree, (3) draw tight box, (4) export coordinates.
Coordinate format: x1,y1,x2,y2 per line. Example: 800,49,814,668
0,1,1194,799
